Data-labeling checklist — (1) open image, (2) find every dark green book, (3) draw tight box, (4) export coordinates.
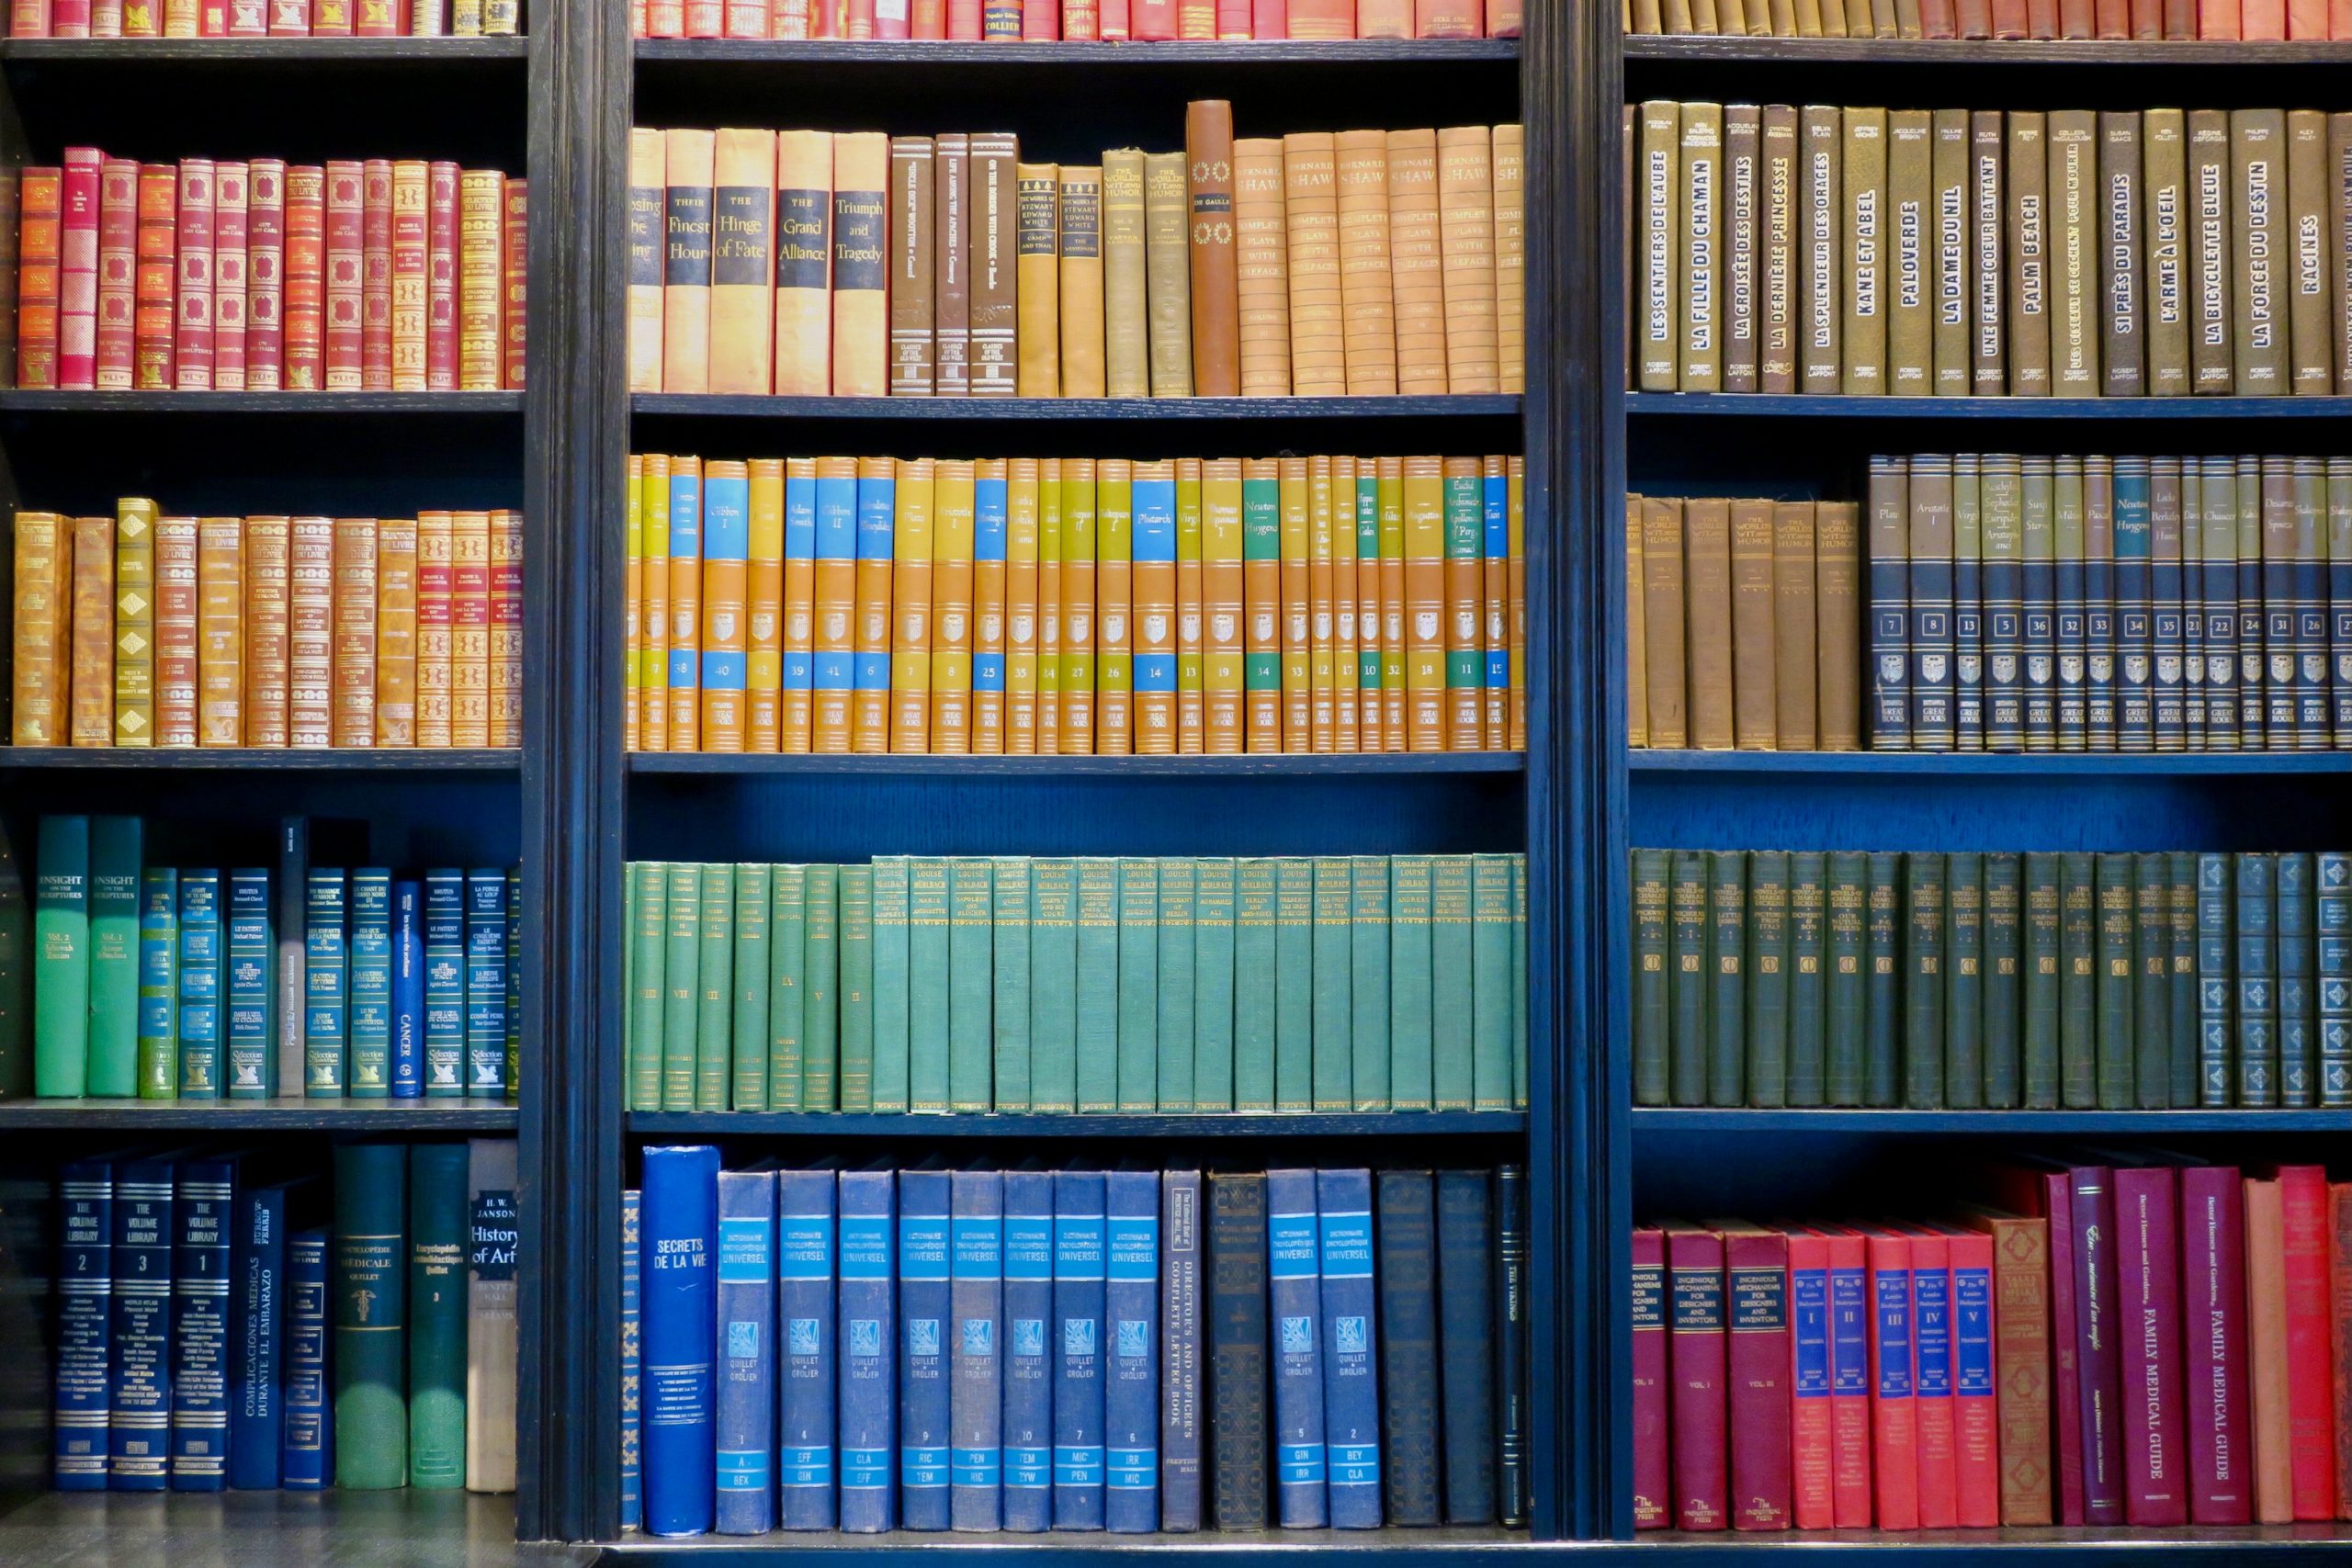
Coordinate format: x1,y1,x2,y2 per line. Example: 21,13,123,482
1193,858,1237,1111
2197,852,2233,1108
1669,850,1711,1108
1903,852,1947,1110
907,858,953,1113
628,862,666,1111
837,865,875,1111
32,814,90,1099
2235,852,2278,1106
1785,852,1826,1109
1631,849,1672,1108
869,856,911,1113
334,1142,408,1489
1744,851,1789,1109
990,859,1033,1112
406,1141,469,1489
2167,852,2198,1109
1118,859,1161,1112
1470,854,1515,1113
1944,852,1983,1109
2132,852,2171,1110
1824,852,1866,1108
695,863,734,1112
1233,858,1278,1112
1074,857,1121,1113
1029,859,1080,1113
2060,852,2098,1108
801,863,839,1111
85,815,141,1100
1386,857,1433,1112
1349,856,1391,1112
2023,852,2063,1110
1429,857,1474,1112
2277,851,2316,1107
950,858,996,1112
1156,860,1197,1113
1983,853,2022,1109
1863,852,1901,1108
661,863,701,1111
1309,859,1352,1112
768,864,806,1111
1706,851,1747,1108
730,863,772,1111
0,818,29,1100
2094,852,2136,1111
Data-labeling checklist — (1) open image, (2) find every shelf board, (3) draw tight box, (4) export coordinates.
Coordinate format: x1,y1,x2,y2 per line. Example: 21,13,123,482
637,37,1517,62
1625,391,2352,419
0,1490,537,1566
628,1110,1525,1136
629,751,1523,776
0,36,529,60
1633,1107,2351,1134
596,1527,1533,1560
0,389,523,412
1623,1525,2352,1556
0,746,521,771
1623,34,2352,62
633,393,1521,421
0,1098,520,1130
1629,750,2352,776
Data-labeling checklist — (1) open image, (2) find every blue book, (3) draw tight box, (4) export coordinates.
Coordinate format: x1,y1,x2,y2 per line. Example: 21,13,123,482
811,464,857,706
1434,1170,1496,1524
1103,1168,1159,1532
228,1179,292,1489
505,868,522,1101
54,1158,114,1489
1372,1169,1437,1527
2235,852,2278,1106
714,1168,776,1534
136,870,178,1101
2278,852,2317,1107
281,1228,332,1490
169,1156,236,1491
177,871,222,1100
423,869,466,1097
837,1164,898,1533
2114,457,2154,751
669,461,703,716
1159,1168,1203,1531
1051,1168,1107,1530
897,1167,953,1530
1951,1235,1995,1453
465,869,508,1099
303,869,347,1097
1952,457,1984,748
1482,465,1510,716
1907,455,1955,747
2084,458,2118,749
108,1155,177,1490
2318,852,2350,1109
854,464,897,713
1983,457,2026,750
224,869,273,1100
2200,457,2240,748
776,1168,837,1530
1000,1168,1055,1533
973,472,1008,706
1265,1167,1327,1527
949,1168,1004,1532
2150,463,2186,751
702,466,750,706
1868,457,1911,747
641,1145,719,1537
390,880,424,1099
1315,1168,1380,1528
2022,457,2059,749
1909,1241,1953,1519
621,1190,642,1529
2293,457,2329,744
348,869,393,1098
783,462,819,708
1133,472,1177,703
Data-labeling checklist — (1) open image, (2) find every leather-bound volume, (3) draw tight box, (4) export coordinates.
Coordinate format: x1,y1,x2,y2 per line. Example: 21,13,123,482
175,157,216,390
830,132,889,397
1675,103,1724,393
1141,150,1193,397
2143,109,2189,396
68,516,113,747
243,514,290,747
332,517,378,747
1627,497,1648,747
1493,123,1524,394
214,164,251,391
1057,164,1105,397
12,167,61,392
1718,1224,1792,1530
153,516,198,747
133,164,175,389
356,159,387,391
1632,1228,1669,1528
1839,107,1886,395
1720,108,1757,395
1885,108,1932,396
112,499,154,745
1233,137,1291,396
2098,111,2143,397
1665,1224,1729,1530
2245,1177,2292,1521
1729,500,1776,748
1798,106,1841,393
458,169,504,391
324,158,364,390
2188,110,2233,393
9,514,63,745
2334,116,2352,395
2230,108,2288,396
1641,497,1688,749
627,128,666,392
506,181,534,389
1930,109,1969,395
1814,500,1860,749
1014,161,1060,396
1183,101,1239,398
2284,111,2329,395
1101,147,1149,399
1684,498,1734,750
1388,128,1446,394
414,511,452,747
1280,132,1344,396
888,134,935,396
775,130,834,397
931,133,969,398
711,129,776,397
1333,130,1396,397
197,516,243,746
969,133,1019,397
1759,106,1798,394
425,161,459,389
1436,126,1498,394
2178,1166,2250,1524
1772,501,1817,749
390,161,429,390
451,511,491,747
247,159,285,390
1959,1207,2053,1526
2006,112,2050,396
95,157,136,389
289,515,334,747
375,515,417,746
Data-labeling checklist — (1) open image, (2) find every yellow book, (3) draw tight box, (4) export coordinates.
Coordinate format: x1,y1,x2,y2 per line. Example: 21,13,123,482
1174,457,1204,754
1057,457,1096,752
973,457,1008,753
1378,456,1408,748
331,517,377,748
198,516,243,747
661,131,716,395
628,130,666,394
1014,164,1060,398
155,516,200,748
391,162,430,392
887,457,936,752
830,133,890,399
1101,150,1150,399
781,457,818,752
1508,454,1526,751
1403,456,1446,750
1233,139,1292,397
241,515,289,749
458,170,505,393
1278,456,1311,750
710,130,777,397
1331,454,1359,754
1006,457,1041,753
775,131,835,398
747,457,786,751
1351,461,1383,750
700,459,749,753
1307,456,1337,751
665,456,703,751
375,515,418,747
625,453,643,750
1036,458,1063,755
1492,124,1526,395
414,511,454,749
491,510,522,749
113,498,156,747
852,456,896,752
1387,129,1448,395
1435,126,1499,394
1281,134,1346,398
1095,458,1135,756
1057,165,1106,400
1131,458,1177,755
813,455,860,752
449,511,491,749
1333,131,1397,398
1242,457,1282,752
71,515,115,748
640,455,672,752
930,459,977,752
1202,457,1245,753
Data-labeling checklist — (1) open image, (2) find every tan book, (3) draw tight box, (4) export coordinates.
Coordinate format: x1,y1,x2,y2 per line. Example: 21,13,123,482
1057,164,1106,398
773,130,834,397
661,128,715,395
2007,111,2051,396
2143,108,2190,396
1841,107,1888,394
490,510,521,748
1814,499,1861,748
1624,105,1636,389
153,518,199,748
414,511,453,748
1142,150,1193,397
1759,104,1799,393
1730,499,1777,747
1386,129,1447,395
711,128,776,396
70,515,114,747
112,499,156,746
830,131,890,398
288,516,335,748
1435,126,1498,394
1627,496,1647,747
2098,111,2143,397
1683,497,1734,748
1885,108,1932,396
1334,130,1397,397
2331,115,2352,393
197,516,243,746
1969,110,2005,395
627,127,665,394
1772,501,1818,748
1492,123,1525,395
333,517,377,747
376,515,418,746
1233,137,1292,397
1014,162,1060,397
1183,100,1240,398
2230,108,2288,396
888,135,936,397
967,134,1019,399
1639,496,1688,748
451,511,491,748
1929,108,1970,396
934,132,971,397
1677,103,1724,393
1102,149,1150,399
2284,109,2329,395
241,515,290,748
1722,107,1759,394
12,513,65,745
1637,101,1681,391
2044,110,2097,393
1281,133,1345,397
2188,109,2233,394
1799,104,1842,393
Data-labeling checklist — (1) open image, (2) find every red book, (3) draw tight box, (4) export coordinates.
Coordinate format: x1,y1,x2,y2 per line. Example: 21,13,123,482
2276,1165,2338,1520
1666,1224,1730,1532
1717,1224,1792,1531
312,0,351,33
1057,0,1092,33
360,158,392,391
2241,0,2283,34
2335,0,2352,33
501,179,526,390
2286,0,2324,28
15,167,61,390
1633,1228,1671,1530
48,0,85,30
132,164,174,390
282,164,324,390
1901,1226,1960,1529
1861,1228,1920,1531
322,159,363,390
2044,1170,2086,1524
174,157,217,390
1020,0,1054,33
2182,1165,2253,1525
246,159,285,391
722,0,764,32
426,161,458,391
1281,0,1339,26
2072,1168,2129,1525
684,0,722,32
1130,0,1174,32
2115,1166,2188,1527
866,0,902,36
2024,0,2057,28
95,158,136,389
2089,0,2124,29
2058,0,2093,29
1248,0,1280,33
1919,0,1958,29
267,0,310,31
645,0,681,30
1098,0,1125,32
1780,1227,1835,1530
2330,1184,2350,1519
355,0,390,28
1987,0,2027,28
910,0,941,28
2127,0,2158,28
1954,0,1991,28
10,0,51,38
2160,0,2190,28
1822,1227,1873,1529
1215,0,1245,30
1413,0,1473,29
211,161,247,392
1356,0,1406,29
199,0,225,28
2199,0,2240,28
1482,0,1514,29
58,147,100,392
1933,1224,2001,1529
227,0,266,30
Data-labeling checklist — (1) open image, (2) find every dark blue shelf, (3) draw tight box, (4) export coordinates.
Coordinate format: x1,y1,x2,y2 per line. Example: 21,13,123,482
1633,1108,2350,1134
630,751,1523,776
1625,391,2352,419
0,1099,519,1130
628,1110,1524,1136
1630,750,2352,776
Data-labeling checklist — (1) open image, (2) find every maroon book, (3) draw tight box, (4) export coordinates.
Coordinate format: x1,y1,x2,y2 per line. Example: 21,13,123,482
1666,1224,1730,1532
1953,0,1992,28
1917,0,1959,28
2060,0,2097,29
1633,1228,1671,1531
2023,0,2058,28
2182,1165,2253,1525
2046,1170,2086,1524
2160,0,2192,28
1717,1224,1792,1531
2116,1166,2188,1526
2091,0,2128,28
2071,1167,2127,1526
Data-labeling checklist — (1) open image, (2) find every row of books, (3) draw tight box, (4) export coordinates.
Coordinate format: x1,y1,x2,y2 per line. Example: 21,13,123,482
1624,0,2352,38
1627,102,2352,398
624,853,1530,1114
627,108,1524,400
1635,1163,2351,1530
1630,847,2352,1111
9,506,523,750
1626,494,1862,752
622,1154,1531,1535
54,1140,518,1493
630,0,1517,39
29,815,519,1100
624,453,1526,756
6,0,520,34
14,154,525,394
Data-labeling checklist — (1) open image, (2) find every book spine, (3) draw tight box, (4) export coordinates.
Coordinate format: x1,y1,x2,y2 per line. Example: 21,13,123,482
424,868,467,1096
949,1169,1004,1531
641,1145,718,1535
1723,1228,1792,1529
54,1162,113,1488
347,869,392,1096
163,1158,232,1493
775,1168,837,1529
897,1168,951,1530
1001,1169,1053,1531
224,1185,285,1489
1265,1168,1328,1526
1052,1168,1107,1529
175,869,220,1099
332,1144,407,1488
1103,1169,1160,1531
281,1230,331,1489
14,168,62,390
406,1143,469,1490
1160,1169,1203,1530
1207,1172,1270,1529
1668,1224,1730,1529
464,1137,520,1492
714,1169,776,1532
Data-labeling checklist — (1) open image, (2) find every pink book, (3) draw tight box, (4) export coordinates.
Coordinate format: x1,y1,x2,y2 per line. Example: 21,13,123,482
2045,1170,2087,1525
724,0,764,29
1632,1228,1671,1530
95,158,136,389
1860,1227,1920,1531
360,158,391,391
322,159,363,389
2335,0,2351,33
267,0,310,30
2071,1167,2128,1527
426,161,458,391
1666,1223,1730,1531
1901,1226,1960,1529
1021,0,1055,34
1779,1226,1837,1530
1098,0,1125,31
1930,1224,2001,1529
227,0,266,28
1822,1228,1873,1529
58,148,100,391
2275,1165,2339,1521
1250,0,1282,32
51,0,85,31
873,0,909,37
1130,0,1174,29
174,158,217,391
8,0,52,38
2198,0,2241,31
1715,1223,1792,1531
2116,1165,2188,1527
2241,0,2283,34
211,162,247,391
684,0,722,30
2181,1165,2252,1525
245,160,285,391
946,0,981,30
1216,0,1247,28
2286,0,2324,29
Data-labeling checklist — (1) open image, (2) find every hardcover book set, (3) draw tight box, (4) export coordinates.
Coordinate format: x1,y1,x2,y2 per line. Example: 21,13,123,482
1626,0,2352,37
630,0,1518,38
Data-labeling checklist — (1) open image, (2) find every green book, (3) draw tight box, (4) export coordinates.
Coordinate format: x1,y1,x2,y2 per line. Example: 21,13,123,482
1156,860,1197,1113
1903,852,1947,1110
1233,859,1279,1112
1470,854,1513,1112
1192,858,1237,1111
991,858,1034,1112
1706,851,1747,1108
1744,851,1789,1110
1348,856,1390,1112
85,815,140,1098
1669,849,1712,1107
838,865,876,1111
33,814,91,1099
333,1142,409,1489
1863,852,1901,1107
1511,857,1527,1110
768,864,806,1111
1273,858,1317,1112
1983,853,2022,1108
1385,857,1433,1112
1785,852,1826,1108
1074,857,1121,1113
135,867,177,1100
2167,851,2198,1109
695,863,734,1112
2022,852,2062,1109
2133,851,2172,1110
1944,852,1983,1109
661,863,701,1111
1117,859,1160,1112
950,858,996,1112
2235,852,2277,1107
628,863,665,1111
2059,852,2098,1107
1029,859,1080,1112
731,864,772,1111
1311,858,1353,1112
2094,852,2136,1110
2277,851,2316,1107
802,863,839,1111
623,867,638,1105
1429,857,1475,1112
1632,849,1671,1107
406,1141,469,1489
907,858,953,1113
1823,852,1865,1107
870,857,910,1113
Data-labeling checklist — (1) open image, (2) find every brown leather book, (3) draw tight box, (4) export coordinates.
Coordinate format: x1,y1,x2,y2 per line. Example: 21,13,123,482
11,513,65,747
1683,497,1735,749
1233,137,1292,397
1638,102,1682,391
1760,104,1800,393
1492,123,1525,394
2098,111,2143,396
1841,107,1888,395
242,514,291,748
1640,496,1689,748
1969,110,2006,393
1886,108,1933,397
1627,495,1649,746
934,131,972,397
1730,498,1779,747
2332,116,2352,394
1280,132,1345,397
2284,109,2330,395
1142,150,1193,397
197,515,244,746
112,501,155,747
1183,100,1240,398
1772,502,1818,748
2230,107,2288,396
1800,104,1843,392
1102,148,1151,399
2188,109,2233,393
968,133,1020,397
2007,111,2052,396
1723,106,1760,394
1815,499,1861,748
1015,162,1060,397
1678,103,1724,392
2142,108,2190,396
1057,164,1106,398
1931,108,1971,395
372,515,416,746
332,517,378,747
1388,128,1448,395
69,515,114,747
888,135,937,397
1332,131,1398,397
2044,109,2097,393
154,517,200,749
1956,1209,2053,1526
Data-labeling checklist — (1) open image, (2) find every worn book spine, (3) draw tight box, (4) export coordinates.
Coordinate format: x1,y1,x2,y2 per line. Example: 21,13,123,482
1014,163,1060,397
2186,110,2233,393
888,135,936,396
829,133,888,397
2098,112,2143,396
1757,105,1799,393
2232,108,2289,394
1141,151,1193,398
1677,103,1724,392
2285,111,2330,395
1231,138,1290,398
1058,164,1106,398
1884,109,1931,396
1184,101,1240,397
2144,109,2189,394
1436,126,1498,393
1101,148,1149,399
1797,105,1843,391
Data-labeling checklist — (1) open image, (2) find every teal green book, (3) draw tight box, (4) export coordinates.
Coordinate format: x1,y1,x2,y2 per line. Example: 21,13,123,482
838,865,876,1111
949,858,996,1112
33,814,91,1099
1785,852,1826,1107
907,858,952,1113
1348,856,1390,1112
801,863,839,1111
2059,852,2097,1108
1233,858,1279,1112
1192,858,1237,1111
1429,857,1474,1111
1632,849,1670,1107
1944,852,1984,1109
768,864,807,1111
1823,852,1864,1108
1863,852,1901,1107
1028,859,1079,1112
333,1143,409,1489
1074,857,1121,1112
623,866,638,1107
406,1141,469,1489
991,859,1033,1111
2272,851,2316,1106
85,815,140,1099
1385,857,1433,1112
1510,855,1528,1110
660,863,701,1111
1670,850,1713,1107
1744,851,1789,1109
695,863,734,1112
1155,860,1196,1113
628,863,665,1111
2022,852,2062,1109
2133,851,2172,1110
1983,853,2022,1109
2167,852,2198,1110
869,856,911,1113
1469,853,1513,1112
1116,859,1159,1112
1273,859,1315,1112
731,864,772,1110
1707,851,1747,1108
1903,852,1946,1109
1310,858,1353,1112
135,867,178,1101
2094,852,2136,1110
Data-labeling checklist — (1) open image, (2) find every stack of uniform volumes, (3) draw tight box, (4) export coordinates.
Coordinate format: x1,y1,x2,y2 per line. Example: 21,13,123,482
5,0,523,34
623,853,1529,1114
1634,1163,2352,1531
51,1139,519,1496
625,1150,1531,1535
8,505,523,750
626,453,1524,755
28,814,519,1101
628,107,1523,400
628,0,1520,39
1623,0,2352,39
1629,846,2352,1110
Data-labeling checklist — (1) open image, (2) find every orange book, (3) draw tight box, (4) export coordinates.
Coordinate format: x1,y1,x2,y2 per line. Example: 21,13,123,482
1379,455,1408,749
1095,458,1135,757
414,510,454,748
1331,455,1360,753
1035,460,1062,757
781,457,819,752
1507,455,1525,750
665,457,703,751
390,161,430,390
852,455,896,753
288,517,334,747
747,457,786,752
831,134,891,398
1242,457,1282,752
501,179,526,391
888,457,937,753
450,509,492,749
1436,126,1499,394
1403,455,1446,750
1202,457,1245,753
931,459,977,752
628,130,667,394
372,516,416,747
1307,455,1337,751
774,131,835,397
1278,456,1311,750
1442,456,1482,749
1491,123,1525,394
1333,133,1397,397
69,516,115,747
2246,1177,2294,1523
1232,139,1291,397
972,457,1008,753
153,517,199,748
196,517,243,746
1174,456,1204,754
16,169,61,390
638,457,671,753
10,514,64,747
1057,458,1097,754
1004,458,1041,754
490,509,522,748
1351,459,1383,751
460,170,509,391
242,515,291,748
813,456,860,752
710,130,776,396
330,518,377,747
1282,134,1346,396
1386,130,1447,394
699,461,748,752
1480,453,1508,749
625,454,645,750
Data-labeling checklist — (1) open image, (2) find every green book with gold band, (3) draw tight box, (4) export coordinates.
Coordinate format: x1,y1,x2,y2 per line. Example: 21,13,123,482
1670,849,1711,1108
1155,859,1196,1113
1632,850,1670,1107
1074,857,1121,1113
1470,853,1514,1112
32,814,91,1100
991,858,1033,1112
1117,858,1159,1112
1430,856,1475,1111
2134,851,2172,1110
2094,852,2136,1111
1707,850,1747,1108
1983,852,2022,1109
2168,852,2198,1110
695,863,734,1112
731,864,771,1111
1349,856,1391,1112
837,864,875,1112
1233,857,1278,1112
1744,851,1788,1110
1512,856,1528,1110
1192,858,1237,1111
1863,852,1900,1108
1785,852,1826,1108
950,858,996,1112
801,863,839,1111
1273,858,1315,1113
2060,852,2097,1109
1902,852,1945,1110
1029,858,1079,1113
869,856,910,1113
1944,851,1982,1110
908,858,952,1113
1387,856,1433,1113
767,863,806,1111
661,862,700,1111
628,862,665,1111
1823,852,1864,1108
405,1141,469,1490
2022,852,2061,1110
86,815,141,1100
1311,858,1353,1112
333,1142,408,1490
